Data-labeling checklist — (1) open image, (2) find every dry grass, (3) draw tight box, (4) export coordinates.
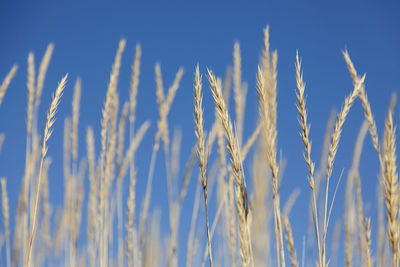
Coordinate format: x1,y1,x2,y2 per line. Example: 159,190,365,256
0,25,398,267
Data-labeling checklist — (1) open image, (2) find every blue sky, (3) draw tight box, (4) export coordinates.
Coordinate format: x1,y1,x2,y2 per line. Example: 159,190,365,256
0,0,399,265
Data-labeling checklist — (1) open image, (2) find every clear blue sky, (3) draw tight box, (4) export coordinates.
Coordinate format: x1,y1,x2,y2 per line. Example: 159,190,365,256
0,0,399,265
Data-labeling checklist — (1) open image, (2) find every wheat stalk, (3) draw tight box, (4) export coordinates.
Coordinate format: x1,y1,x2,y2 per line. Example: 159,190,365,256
186,179,201,267
118,121,150,179
40,158,52,252
295,51,322,267
27,74,68,267
241,123,261,160
139,65,183,255
322,69,365,267
98,39,125,267
350,121,369,265
1,178,10,267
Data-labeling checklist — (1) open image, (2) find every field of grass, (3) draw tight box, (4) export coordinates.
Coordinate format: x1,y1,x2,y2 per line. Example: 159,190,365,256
0,25,399,267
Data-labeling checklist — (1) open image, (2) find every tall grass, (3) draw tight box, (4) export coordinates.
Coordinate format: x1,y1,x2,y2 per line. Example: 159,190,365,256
0,26,399,267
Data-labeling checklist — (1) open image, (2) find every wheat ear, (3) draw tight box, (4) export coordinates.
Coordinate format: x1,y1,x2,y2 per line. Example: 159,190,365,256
71,78,81,168
98,39,125,267
295,51,322,266
28,74,68,267
350,121,369,265
383,99,399,266
364,218,373,267
27,53,36,136
283,216,298,267
322,69,364,267
0,134,4,153
208,69,253,266
260,26,285,267
85,126,97,266
194,65,213,267
342,50,380,155
257,65,284,267
35,43,54,107
129,44,141,126
0,64,18,106
125,43,142,267
233,42,245,146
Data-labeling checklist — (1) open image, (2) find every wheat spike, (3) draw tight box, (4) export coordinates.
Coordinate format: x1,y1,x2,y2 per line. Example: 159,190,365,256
0,64,18,107
194,65,213,267
382,100,399,266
